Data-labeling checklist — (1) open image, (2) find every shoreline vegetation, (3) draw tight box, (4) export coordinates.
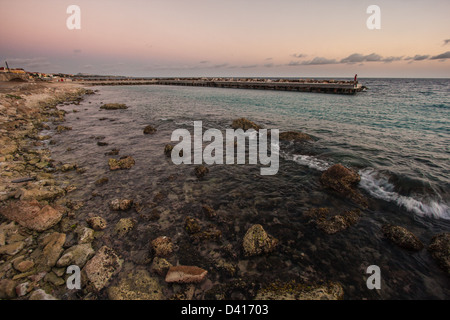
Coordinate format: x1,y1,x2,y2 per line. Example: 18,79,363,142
0,81,448,300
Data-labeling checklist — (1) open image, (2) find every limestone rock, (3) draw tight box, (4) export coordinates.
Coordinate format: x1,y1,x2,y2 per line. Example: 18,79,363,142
151,257,172,276
143,125,157,134
108,156,135,171
0,241,25,256
83,246,123,292
107,269,163,300
255,281,344,300
36,232,66,271
114,218,136,237
165,265,208,284
279,131,312,142
87,216,107,230
320,164,367,207
0,200,63,232
76,227,95,244
231,118,262,131
28,289,57,300
56,243,95,268
194,165,209,179
243,224,278,257
100,103,128,110
110,199,133,211
382,224,424,251
151,236,174,257
428,233,450,274
0,279,17,299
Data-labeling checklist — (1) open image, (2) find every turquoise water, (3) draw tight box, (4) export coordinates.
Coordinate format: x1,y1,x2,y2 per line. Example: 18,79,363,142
50,79,450,299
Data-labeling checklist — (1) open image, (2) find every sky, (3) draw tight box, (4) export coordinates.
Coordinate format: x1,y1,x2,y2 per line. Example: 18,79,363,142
1,0,450,78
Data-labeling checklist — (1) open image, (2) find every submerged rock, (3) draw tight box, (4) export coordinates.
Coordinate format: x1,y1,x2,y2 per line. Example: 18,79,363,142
242,224,278,257
194,165,209,179
151,236,174,257
143,125,157,134
0,200,63,232
255,281,344,300
110,199,133,211
165,265,208,284
56,125,72,133
87,216,107,230
100,103,128,110
231,118,262,131
382,224,424,251
279,131,311,142
107,269,163,300
114,218,136,237
151,257,172,276
428,233,450,274
306,208,361,234
108,156,135,170
56,243,95,268
320,164,368,207
82,246,123,292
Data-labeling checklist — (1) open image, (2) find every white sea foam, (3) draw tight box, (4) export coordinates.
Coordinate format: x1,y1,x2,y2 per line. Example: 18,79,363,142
291,154,330,171
287,153,450,220
359,168,450,220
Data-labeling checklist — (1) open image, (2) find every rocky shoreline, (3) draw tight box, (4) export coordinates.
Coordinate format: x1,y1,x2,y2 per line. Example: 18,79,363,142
0,82,448,300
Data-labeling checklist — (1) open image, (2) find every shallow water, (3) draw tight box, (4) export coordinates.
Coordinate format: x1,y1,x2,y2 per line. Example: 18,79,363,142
48,79,449,299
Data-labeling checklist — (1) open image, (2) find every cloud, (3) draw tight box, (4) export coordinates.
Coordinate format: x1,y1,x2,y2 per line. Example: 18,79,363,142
291,53,306,58
430,51,450,60
340,53,403,64
405,54,430,61
443,39,450,46
213,63,229,68
199,60,209,64
240,64,258,68
299,57,338,65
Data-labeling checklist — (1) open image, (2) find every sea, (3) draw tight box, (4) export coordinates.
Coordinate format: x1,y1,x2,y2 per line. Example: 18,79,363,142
48,78,450,299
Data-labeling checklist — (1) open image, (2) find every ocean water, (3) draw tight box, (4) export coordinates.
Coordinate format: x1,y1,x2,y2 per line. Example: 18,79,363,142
49,78,450,299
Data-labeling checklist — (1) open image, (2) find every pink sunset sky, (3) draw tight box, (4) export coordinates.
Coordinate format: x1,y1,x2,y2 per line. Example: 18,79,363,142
1,0,450,78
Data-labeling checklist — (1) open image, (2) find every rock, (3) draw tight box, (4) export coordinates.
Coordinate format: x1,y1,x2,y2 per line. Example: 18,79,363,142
60,163,77,172
56,125,72,133
97,141,108,146
95,177,109,185
151,257,172,276
100,103,128,110
87,216,107,231
320,164,368,207
105,148,120,156
56,243,95,268
28,289,57,300
44,272,65,286
82,246,123,292
14,260,35,272
164,144,174,157
185,217,202,234
36,232,66,270
255,281,344,300
165,265,208,284
114,218,136,237
231,118,262,131
201,205,216,218
143,125,157,134
279,131,311,142
15,282,32,297
194,165,209,179
0,200,63,232
0,279,17,299
76,227,95,244
14,186,65,201
0,241,25,256
243,224,278,257
108,156,135,170
107,270,163,300
110,199,133,211
428,233,450,274
382,224,424,251
151,236,174,257
306,208,361,234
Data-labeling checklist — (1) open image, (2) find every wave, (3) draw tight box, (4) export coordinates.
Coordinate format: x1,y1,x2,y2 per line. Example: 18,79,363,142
287,153,450,220
359,168,450,220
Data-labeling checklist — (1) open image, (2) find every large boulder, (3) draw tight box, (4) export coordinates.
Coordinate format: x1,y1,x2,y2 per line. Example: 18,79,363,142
320,164,367,207
428,233,450,274
382,224,424,251
242,224,278,257
0,200,64,232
